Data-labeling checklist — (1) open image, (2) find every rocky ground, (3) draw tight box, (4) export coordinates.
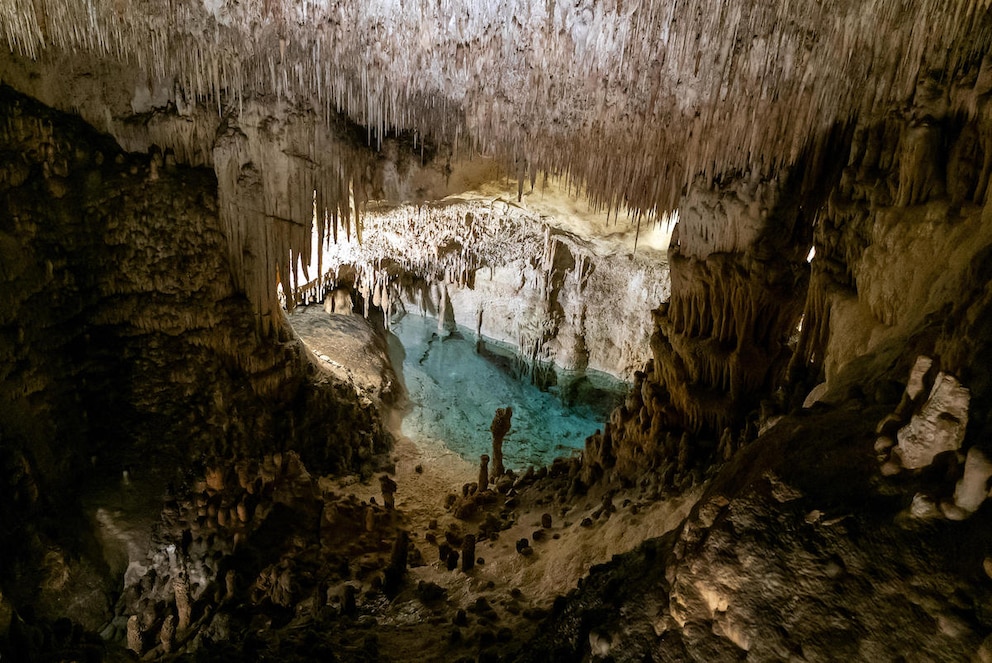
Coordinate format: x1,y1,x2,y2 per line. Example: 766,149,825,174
8,313,992,663
0,302,697,662
523,375,992,662
27,424,694,662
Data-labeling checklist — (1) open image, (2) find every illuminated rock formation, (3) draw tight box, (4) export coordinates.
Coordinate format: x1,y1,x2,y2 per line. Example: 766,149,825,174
3,1,992,661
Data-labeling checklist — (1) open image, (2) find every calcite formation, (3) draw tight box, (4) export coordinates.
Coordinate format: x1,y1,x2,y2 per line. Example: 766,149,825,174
950,447,992,517
0,87,390,636
4,0,992,661
578,166,820,486
895,372,970,470
1,0,986,216
875,358,971,474
2,0,986,342
303,195,670,382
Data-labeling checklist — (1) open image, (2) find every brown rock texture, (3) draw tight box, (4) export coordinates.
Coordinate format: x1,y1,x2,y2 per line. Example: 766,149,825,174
0,85,389,629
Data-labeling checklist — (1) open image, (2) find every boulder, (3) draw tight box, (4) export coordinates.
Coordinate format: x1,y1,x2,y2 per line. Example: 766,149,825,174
895,372,969,470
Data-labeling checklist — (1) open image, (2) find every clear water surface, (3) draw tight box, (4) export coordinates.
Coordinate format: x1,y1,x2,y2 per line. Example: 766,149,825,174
389,313,626,471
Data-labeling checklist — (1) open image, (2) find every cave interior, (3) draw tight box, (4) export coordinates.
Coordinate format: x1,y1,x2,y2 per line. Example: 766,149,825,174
4,1,992,661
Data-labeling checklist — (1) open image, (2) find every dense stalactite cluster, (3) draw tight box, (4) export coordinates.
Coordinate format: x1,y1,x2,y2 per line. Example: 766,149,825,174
312,198,549,301
298,195,669,380
212,105,379,334
521,42,992,663
2,0,988,212
3,0,991,337
576,49,992,498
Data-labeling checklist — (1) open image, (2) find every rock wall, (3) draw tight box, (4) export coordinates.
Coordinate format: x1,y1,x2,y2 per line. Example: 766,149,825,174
579,149,839,486
0,86,388,629
412,235,669,382
525,47,992,663
0,49,504,335
795,69,992,408
582,58,992,489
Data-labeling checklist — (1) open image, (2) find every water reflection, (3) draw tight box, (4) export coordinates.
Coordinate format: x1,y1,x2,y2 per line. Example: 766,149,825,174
389,313,626,470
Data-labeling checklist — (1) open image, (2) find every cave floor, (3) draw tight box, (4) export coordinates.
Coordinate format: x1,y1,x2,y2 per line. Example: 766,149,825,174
35,305,706,661
283,306,701,658
294,304,697,601
314,429,700,661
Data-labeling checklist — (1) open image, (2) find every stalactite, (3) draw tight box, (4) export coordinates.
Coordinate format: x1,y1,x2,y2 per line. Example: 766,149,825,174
2,0,985,336
3,0,986,218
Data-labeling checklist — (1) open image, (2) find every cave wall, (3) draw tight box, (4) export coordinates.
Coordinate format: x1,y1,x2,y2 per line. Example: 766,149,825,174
399,233,670,382
0,86,388,625
0,49,503,337
796,68,992,396
582,57,992,489
526,55,992,663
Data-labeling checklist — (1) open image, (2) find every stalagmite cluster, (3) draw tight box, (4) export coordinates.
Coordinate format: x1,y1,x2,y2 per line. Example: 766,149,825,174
0,90,399,656
8,0,992,660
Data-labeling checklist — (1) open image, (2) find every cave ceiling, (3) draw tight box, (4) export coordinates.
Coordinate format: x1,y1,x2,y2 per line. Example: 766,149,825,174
3,0,988,211
2,1,991,332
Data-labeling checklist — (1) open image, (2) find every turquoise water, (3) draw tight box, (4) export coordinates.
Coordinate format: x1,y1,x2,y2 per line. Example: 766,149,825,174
389,313,626,470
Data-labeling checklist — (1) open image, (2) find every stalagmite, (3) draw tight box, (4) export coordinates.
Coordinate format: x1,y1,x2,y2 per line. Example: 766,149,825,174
159,614,176,654
126,615,142,654
379,474,397,510
383,530,410,597
490,407,513,479
950,447,992,516
478,454,490,491
461,534,476,572
174,575,192,633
